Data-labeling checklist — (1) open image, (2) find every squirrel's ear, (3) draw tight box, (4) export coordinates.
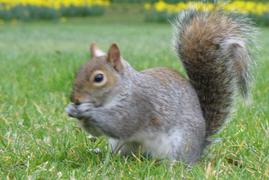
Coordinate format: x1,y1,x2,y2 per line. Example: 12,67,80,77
90,43,106,58
107,43,123,71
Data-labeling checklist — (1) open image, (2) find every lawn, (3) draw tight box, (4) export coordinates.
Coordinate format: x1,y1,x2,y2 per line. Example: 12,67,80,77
0,14,268,179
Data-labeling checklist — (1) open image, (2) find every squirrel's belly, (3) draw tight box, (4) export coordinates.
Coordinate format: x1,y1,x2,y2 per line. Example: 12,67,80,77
128,128,184,159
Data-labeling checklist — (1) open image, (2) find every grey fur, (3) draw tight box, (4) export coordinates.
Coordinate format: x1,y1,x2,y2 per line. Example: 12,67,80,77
66,10,255,163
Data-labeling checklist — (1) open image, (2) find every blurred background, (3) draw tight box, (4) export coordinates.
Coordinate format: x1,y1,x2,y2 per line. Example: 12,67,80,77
0,0,269,26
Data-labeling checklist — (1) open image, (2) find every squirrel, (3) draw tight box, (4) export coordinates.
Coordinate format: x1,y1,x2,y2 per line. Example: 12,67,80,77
66,10,255,164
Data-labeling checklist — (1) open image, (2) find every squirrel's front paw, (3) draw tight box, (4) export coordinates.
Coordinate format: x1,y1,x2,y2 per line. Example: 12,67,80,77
65,103,80,118
77,103,95,114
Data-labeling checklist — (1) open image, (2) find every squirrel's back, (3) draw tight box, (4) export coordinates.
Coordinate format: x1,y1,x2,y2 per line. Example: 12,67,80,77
173,10,255,137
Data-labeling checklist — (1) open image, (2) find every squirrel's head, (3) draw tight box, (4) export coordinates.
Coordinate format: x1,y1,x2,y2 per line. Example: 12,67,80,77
71,43,125,106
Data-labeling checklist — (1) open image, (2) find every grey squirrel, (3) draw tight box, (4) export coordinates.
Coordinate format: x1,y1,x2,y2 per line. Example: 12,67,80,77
66,10,255,163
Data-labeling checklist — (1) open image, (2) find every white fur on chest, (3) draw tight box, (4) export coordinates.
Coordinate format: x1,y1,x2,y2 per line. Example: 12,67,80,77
130,129,183,159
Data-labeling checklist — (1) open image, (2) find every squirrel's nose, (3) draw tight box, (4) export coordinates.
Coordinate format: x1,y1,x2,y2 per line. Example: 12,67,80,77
70,93,81,106
73,98,81,105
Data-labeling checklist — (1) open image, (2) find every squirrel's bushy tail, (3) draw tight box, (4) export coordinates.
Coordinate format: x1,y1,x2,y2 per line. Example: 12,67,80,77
173,10,255,137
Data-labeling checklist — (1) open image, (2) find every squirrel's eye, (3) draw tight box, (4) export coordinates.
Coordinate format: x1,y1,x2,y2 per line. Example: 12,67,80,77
91,70,107,86
94,73,104,83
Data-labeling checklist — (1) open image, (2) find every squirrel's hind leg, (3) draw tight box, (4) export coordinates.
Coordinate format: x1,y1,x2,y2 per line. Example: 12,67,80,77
108,138,140,156
137,129,203,164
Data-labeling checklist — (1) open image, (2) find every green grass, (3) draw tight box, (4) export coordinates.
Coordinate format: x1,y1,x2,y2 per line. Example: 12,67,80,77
0,15,269,179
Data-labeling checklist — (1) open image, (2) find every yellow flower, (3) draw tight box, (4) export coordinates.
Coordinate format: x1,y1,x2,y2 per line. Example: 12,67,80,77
0,0,110,8
155,1,166,12
146,1,269,16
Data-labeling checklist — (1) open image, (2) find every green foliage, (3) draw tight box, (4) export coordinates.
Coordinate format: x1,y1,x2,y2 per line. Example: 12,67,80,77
144,10,173,23
0,5,105,21
250,13,269,26
10,5,58,21
144,10,269,26
60,6,104,17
